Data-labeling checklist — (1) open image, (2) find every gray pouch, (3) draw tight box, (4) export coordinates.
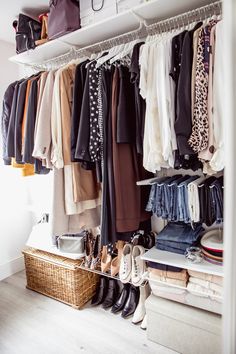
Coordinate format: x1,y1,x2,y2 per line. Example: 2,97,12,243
58,235,85,254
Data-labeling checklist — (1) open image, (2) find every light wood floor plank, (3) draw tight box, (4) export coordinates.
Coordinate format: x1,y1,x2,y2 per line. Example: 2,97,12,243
0,271,178,354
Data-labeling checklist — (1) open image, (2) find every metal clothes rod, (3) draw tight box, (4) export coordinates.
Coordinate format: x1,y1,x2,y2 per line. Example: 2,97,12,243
27,0,222,71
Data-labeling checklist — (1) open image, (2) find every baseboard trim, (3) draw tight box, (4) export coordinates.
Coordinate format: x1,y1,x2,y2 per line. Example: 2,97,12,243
0,256,25,281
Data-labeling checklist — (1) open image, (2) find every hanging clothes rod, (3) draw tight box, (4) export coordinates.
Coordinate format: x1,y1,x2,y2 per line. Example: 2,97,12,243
147,0,222,35
28,0,222,71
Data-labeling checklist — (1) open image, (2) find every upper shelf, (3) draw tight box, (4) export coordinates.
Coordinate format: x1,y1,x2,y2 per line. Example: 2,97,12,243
9,0,215,66
142,247,223,277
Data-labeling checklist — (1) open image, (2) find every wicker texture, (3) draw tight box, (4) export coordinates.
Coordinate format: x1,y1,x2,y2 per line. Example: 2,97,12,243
22,248,99,309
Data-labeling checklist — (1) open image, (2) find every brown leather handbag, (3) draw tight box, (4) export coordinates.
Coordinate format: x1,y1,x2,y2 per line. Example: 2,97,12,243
35,13,49,46
48,0,81,40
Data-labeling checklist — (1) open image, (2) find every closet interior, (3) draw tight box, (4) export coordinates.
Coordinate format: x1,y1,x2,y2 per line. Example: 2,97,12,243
1,0,224,353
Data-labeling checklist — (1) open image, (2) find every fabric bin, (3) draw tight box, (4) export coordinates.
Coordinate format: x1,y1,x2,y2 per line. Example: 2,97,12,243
22,248,99,309
80,0,117,27
145,295,222,354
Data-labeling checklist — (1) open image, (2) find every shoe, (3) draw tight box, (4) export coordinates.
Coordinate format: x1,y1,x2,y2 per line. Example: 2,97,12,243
132,284,150,324
111,240,125,276
131,245,146,286
102,279,118,309
85,232,94,268
121,285,140,318
140,314,147,330
111,283,130,314
101,245,112,273
131,231,144,246
91,276,108,306
144,232,156,249
119,243,132,283
90,234,100,270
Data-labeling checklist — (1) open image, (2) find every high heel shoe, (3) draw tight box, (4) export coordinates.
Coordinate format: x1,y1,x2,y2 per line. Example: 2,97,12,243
85,231,94,268
111,240,125,276
101,245,112,273
90,234,100,270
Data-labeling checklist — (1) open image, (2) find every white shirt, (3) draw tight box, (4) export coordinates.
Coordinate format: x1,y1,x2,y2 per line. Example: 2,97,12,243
51,68,64,169
210,21,224,172
140,41,169,172
33,70,55,168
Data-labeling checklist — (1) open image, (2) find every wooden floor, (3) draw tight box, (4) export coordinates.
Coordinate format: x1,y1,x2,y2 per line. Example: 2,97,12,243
0,271,177,354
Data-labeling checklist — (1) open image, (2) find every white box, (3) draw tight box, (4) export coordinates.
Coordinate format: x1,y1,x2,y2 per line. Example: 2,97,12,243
145,295,222,354
80,0,117,27
116,0,148,13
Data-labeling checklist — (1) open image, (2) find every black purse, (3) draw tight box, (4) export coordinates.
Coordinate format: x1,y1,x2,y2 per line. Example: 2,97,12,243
13,14,42,54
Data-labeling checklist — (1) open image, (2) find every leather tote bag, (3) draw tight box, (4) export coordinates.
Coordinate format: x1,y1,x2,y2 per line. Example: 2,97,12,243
48,0,81,40
13,14,42,54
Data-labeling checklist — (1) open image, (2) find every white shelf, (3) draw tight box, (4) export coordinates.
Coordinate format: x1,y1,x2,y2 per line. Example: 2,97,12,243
9,0,215,66
142,247,223,277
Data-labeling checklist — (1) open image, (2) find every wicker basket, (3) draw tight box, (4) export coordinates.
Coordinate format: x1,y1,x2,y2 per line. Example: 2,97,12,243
22,248,99,309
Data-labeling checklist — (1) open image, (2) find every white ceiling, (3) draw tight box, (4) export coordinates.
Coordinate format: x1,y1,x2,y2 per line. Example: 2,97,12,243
0,0,49,44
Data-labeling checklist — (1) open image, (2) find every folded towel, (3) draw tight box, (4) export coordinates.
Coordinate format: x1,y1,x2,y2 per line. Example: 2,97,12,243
189,277,223,296
187,282,222,298
210,282,223,295
188,270,223,286
149,272,187,287
148,268,188,281
189,276,210,288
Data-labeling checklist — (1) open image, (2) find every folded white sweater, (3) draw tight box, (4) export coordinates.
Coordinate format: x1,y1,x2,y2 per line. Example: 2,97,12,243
189,277,223,296
187,282,222,298
188,270,223,286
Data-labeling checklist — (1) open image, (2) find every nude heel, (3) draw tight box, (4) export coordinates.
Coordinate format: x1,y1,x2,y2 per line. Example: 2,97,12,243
111,241,125,276
101,245,112,273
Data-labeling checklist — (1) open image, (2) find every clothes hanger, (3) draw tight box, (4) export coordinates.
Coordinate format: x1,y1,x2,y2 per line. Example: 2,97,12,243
95,43,125,68
85,43,106,68
110,38,144,64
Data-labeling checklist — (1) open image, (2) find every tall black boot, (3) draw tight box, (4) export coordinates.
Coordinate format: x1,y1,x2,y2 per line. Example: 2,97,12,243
121,285,140,318
91,276,108,306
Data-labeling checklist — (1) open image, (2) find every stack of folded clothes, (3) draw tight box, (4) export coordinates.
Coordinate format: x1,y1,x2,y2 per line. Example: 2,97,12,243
200,229,223,265
148,267,189,287
156,222,204,255
187,270,223,299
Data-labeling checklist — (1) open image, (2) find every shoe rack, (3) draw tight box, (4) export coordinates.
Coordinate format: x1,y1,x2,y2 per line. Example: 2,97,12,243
78,253,149,287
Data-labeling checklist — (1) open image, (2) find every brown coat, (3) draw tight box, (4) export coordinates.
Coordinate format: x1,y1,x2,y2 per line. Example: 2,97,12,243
60,65,100,204
112,67,144,232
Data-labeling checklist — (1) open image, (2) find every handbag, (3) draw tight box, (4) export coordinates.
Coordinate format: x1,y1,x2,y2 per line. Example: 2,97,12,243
48,0,81,40
35,13,49,46
57,233,85,254
13,13,42,54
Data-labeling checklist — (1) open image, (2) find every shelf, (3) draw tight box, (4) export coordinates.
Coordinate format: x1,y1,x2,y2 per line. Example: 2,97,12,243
9,0,215,66
141,247,223,277
10,40,71,65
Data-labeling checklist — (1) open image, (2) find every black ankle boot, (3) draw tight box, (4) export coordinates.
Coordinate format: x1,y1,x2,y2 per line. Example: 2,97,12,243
102,279,118,309
111,283,130,314
121,285,140,318
91,276,108,306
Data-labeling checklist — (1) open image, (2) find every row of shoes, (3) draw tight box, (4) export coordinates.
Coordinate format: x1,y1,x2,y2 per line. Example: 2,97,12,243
91,277,150,328
84,230,156,275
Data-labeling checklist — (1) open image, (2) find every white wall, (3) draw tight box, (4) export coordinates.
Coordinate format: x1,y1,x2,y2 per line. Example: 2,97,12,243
0,40,34,280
